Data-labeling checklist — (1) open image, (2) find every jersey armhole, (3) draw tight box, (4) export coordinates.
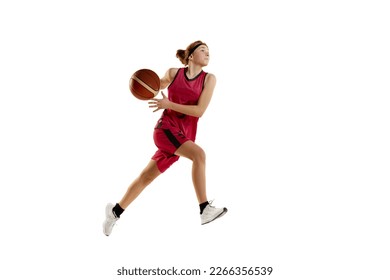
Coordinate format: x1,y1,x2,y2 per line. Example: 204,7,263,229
167,68,182,90
202,72,208,90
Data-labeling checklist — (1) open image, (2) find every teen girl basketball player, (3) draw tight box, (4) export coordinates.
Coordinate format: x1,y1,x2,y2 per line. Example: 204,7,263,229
103,40,227,236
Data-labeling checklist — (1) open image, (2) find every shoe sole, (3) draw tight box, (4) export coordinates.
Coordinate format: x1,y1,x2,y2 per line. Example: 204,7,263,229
103,223,110,236
103,203,115,236
202,207,228,225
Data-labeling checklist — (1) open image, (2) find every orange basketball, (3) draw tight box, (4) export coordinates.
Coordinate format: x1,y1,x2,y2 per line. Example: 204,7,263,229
129,69,160,100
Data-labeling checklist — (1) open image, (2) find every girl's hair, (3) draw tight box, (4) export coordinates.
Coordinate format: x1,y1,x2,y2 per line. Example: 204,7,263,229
176,40,208,66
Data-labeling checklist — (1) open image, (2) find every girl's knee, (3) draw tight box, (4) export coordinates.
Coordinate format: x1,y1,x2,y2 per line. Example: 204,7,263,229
175,141,206,163
194,146,206,163
139,162,160,185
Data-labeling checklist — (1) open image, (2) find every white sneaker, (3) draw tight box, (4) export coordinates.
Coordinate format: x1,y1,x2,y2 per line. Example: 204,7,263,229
201,201,228,225
103,203,119,236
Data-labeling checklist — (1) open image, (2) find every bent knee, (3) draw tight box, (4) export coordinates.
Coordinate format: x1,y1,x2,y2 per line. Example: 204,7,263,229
175,141,206,163
193,146,206,163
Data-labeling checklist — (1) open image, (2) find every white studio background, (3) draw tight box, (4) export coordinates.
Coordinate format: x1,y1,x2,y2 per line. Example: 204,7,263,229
0,0,389,279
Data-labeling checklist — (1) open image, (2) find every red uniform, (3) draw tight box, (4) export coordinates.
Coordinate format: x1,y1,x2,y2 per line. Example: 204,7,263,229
152,67,208,172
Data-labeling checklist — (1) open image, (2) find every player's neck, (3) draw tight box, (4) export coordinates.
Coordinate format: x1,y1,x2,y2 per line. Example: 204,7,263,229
186,64,202,79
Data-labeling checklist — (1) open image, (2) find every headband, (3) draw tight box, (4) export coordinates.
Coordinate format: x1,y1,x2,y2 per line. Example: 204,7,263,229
188,43,204,57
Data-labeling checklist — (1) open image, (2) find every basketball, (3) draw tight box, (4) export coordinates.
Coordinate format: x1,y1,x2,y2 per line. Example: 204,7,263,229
129,69,160,100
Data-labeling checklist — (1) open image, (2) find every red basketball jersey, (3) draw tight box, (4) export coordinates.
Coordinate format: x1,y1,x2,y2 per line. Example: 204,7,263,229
162,67,208,141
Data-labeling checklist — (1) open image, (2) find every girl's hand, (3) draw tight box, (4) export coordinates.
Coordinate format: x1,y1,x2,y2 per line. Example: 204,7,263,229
148,92,170,112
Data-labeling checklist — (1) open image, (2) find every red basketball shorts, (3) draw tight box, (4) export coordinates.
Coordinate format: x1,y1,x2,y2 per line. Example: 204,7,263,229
151,121,189,173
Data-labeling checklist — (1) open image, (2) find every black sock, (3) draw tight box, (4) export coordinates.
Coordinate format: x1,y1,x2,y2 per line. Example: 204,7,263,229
199,201,209,214
112,203,124,218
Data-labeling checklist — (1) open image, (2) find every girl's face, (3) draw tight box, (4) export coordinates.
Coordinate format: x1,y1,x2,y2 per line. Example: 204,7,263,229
191,45,209,66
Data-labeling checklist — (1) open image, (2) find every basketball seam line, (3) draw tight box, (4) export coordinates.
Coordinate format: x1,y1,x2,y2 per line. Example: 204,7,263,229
131,75,159,95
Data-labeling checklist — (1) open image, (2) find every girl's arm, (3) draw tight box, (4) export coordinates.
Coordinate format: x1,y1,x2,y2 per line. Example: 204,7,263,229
159,68,178,89
150,71,217,118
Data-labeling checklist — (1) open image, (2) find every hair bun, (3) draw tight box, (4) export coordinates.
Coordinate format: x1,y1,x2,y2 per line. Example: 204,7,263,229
176,49,187,65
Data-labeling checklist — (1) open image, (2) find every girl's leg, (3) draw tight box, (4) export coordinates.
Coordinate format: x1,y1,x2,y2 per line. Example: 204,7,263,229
174,140,227,225
103,160,161,236
174,141,207,204
119,159,161,209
